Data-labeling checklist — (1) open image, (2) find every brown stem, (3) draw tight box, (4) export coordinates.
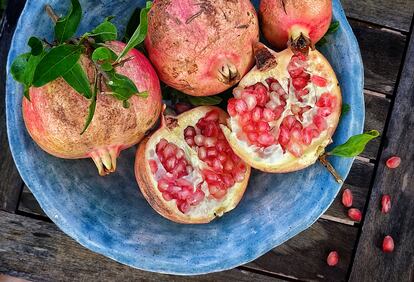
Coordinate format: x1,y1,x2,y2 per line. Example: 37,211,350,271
112,56,136,68
45,5,59,23
318,154,344,184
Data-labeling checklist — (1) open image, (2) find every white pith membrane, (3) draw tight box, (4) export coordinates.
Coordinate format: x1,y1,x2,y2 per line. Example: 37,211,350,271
221,47,341,172
144,107,249,218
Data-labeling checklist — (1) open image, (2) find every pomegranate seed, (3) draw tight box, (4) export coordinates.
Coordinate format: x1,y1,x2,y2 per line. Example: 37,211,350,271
178,201,190,213
292,77,308,90
212,158,223,171
186,165,193,174
242,93,257,111
164,157,176,171
287,140,303,157
292,120,302,130
270,81,282,91
162,192,173,201
258,133,275,147
278,126,290,146
342,189,353,208
296,88,309,97
189,189,205,205
233,87,243,99
184,126,196,138
291,104,301,115
239,111,251,125
227,98,237,116
234,171,245,183
301,128,313,145
204,137,217,147
290,128,301,140
216,140,227,152
257,121,270,132
149,160,158,174
274,106,285,120
243,123,255,133
266,100,278,111
327,251,339,266
211,188,227,200
204,110,219,121
198,146,207,160
185,137,195,146
317,107,332,117
282,115,297,130
224,159,234,171
163,143,177,159
177,189,191,200
202,123,219,137
263,108,276,122
208,185,220,194
311,75,328,87
176,148,184,159
158,179,169,192
348,208,362,222
313,115,327,131
248,132,259,142
235,99,248,113
156,139,168,153
252,107,263,122
386,156,401,169
194,135,204,146
382,235,394,253
316,92,333,108
381,194,391,214
207,147,218,157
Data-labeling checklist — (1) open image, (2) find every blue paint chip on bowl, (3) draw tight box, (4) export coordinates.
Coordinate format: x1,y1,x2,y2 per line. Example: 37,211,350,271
6,0,364,275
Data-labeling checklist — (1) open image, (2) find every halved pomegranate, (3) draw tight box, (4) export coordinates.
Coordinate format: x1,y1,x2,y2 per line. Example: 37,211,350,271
221,43,341,173
135,106,251,224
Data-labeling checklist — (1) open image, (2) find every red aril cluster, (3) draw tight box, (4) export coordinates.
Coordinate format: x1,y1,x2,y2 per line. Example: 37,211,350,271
227,52,338,158
185,110,247,200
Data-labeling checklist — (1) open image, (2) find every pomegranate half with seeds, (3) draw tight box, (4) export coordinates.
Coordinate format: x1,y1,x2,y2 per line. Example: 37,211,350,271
135,106,251,223
145,0,259,96
221,44,341,172
259,0,332,50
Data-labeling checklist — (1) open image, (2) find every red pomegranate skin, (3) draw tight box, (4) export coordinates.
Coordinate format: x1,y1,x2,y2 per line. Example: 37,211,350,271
260,0,332,50
145,0,259,96
23,41,162,173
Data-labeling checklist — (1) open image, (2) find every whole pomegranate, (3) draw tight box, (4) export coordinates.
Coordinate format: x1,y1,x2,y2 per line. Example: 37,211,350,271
145,0,259,96
135,106,251,223
221,43,341,172
23,41,162,176
259,0,332,50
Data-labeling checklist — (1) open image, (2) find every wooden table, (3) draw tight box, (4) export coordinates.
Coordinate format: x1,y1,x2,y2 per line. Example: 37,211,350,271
1,1,413,281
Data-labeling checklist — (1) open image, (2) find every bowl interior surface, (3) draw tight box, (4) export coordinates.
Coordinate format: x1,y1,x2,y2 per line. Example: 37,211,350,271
6,0,364,275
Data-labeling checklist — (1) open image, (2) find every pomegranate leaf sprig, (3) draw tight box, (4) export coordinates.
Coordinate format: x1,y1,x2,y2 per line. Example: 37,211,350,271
319,130,380,183
10,0,152,134
316,21,340,48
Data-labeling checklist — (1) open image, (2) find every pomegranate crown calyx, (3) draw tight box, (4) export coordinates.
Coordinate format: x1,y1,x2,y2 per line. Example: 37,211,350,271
253,43,277,71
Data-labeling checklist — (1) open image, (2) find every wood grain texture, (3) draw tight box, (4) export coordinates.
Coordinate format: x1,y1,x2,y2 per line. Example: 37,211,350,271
349,19,406,95
247,219,358,281
0,211,282,282
342,0,414,32
350,21,414,282
324,160,374,223
0,0,26,213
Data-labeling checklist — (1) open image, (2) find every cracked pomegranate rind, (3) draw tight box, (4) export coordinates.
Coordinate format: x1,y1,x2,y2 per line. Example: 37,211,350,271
221,44,341,173
135,106,251,224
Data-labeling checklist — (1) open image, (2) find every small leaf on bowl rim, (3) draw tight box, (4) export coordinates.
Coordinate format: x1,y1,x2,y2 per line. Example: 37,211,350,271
28,37,44,56
328,130,380,157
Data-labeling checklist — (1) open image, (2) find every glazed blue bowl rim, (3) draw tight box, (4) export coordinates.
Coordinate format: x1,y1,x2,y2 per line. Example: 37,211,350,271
6,0,364,275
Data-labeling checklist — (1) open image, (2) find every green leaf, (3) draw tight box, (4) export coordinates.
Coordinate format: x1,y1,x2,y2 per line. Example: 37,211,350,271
62,62,92,99
80,75,98,135
91,47,117,63
106,71,139,100
316,37,328,48
123,8,141,42
11,53,31,83
55,0,82,43
116,1,152,62
328,130,380,157
328,21,340,34
188,95,223,106
341,103,350,116
88,19,117,43
32,44,83,87
28,37,43,56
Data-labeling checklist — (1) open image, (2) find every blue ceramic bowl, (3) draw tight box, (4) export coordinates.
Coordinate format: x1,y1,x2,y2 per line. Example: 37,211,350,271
6,0,364,275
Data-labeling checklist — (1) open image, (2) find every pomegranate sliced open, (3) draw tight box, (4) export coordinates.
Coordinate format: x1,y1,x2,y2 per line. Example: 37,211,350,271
135,106,251,224
221,44,341,173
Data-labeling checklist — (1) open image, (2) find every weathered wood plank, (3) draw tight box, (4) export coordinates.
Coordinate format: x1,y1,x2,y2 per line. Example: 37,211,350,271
324,160,374,222
0,211,281,282
246,219,358,281
349,19,406,95
342,0,414,32
361,91,390,160
17,186,47,218
0,0,26,213
350,21,414,282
